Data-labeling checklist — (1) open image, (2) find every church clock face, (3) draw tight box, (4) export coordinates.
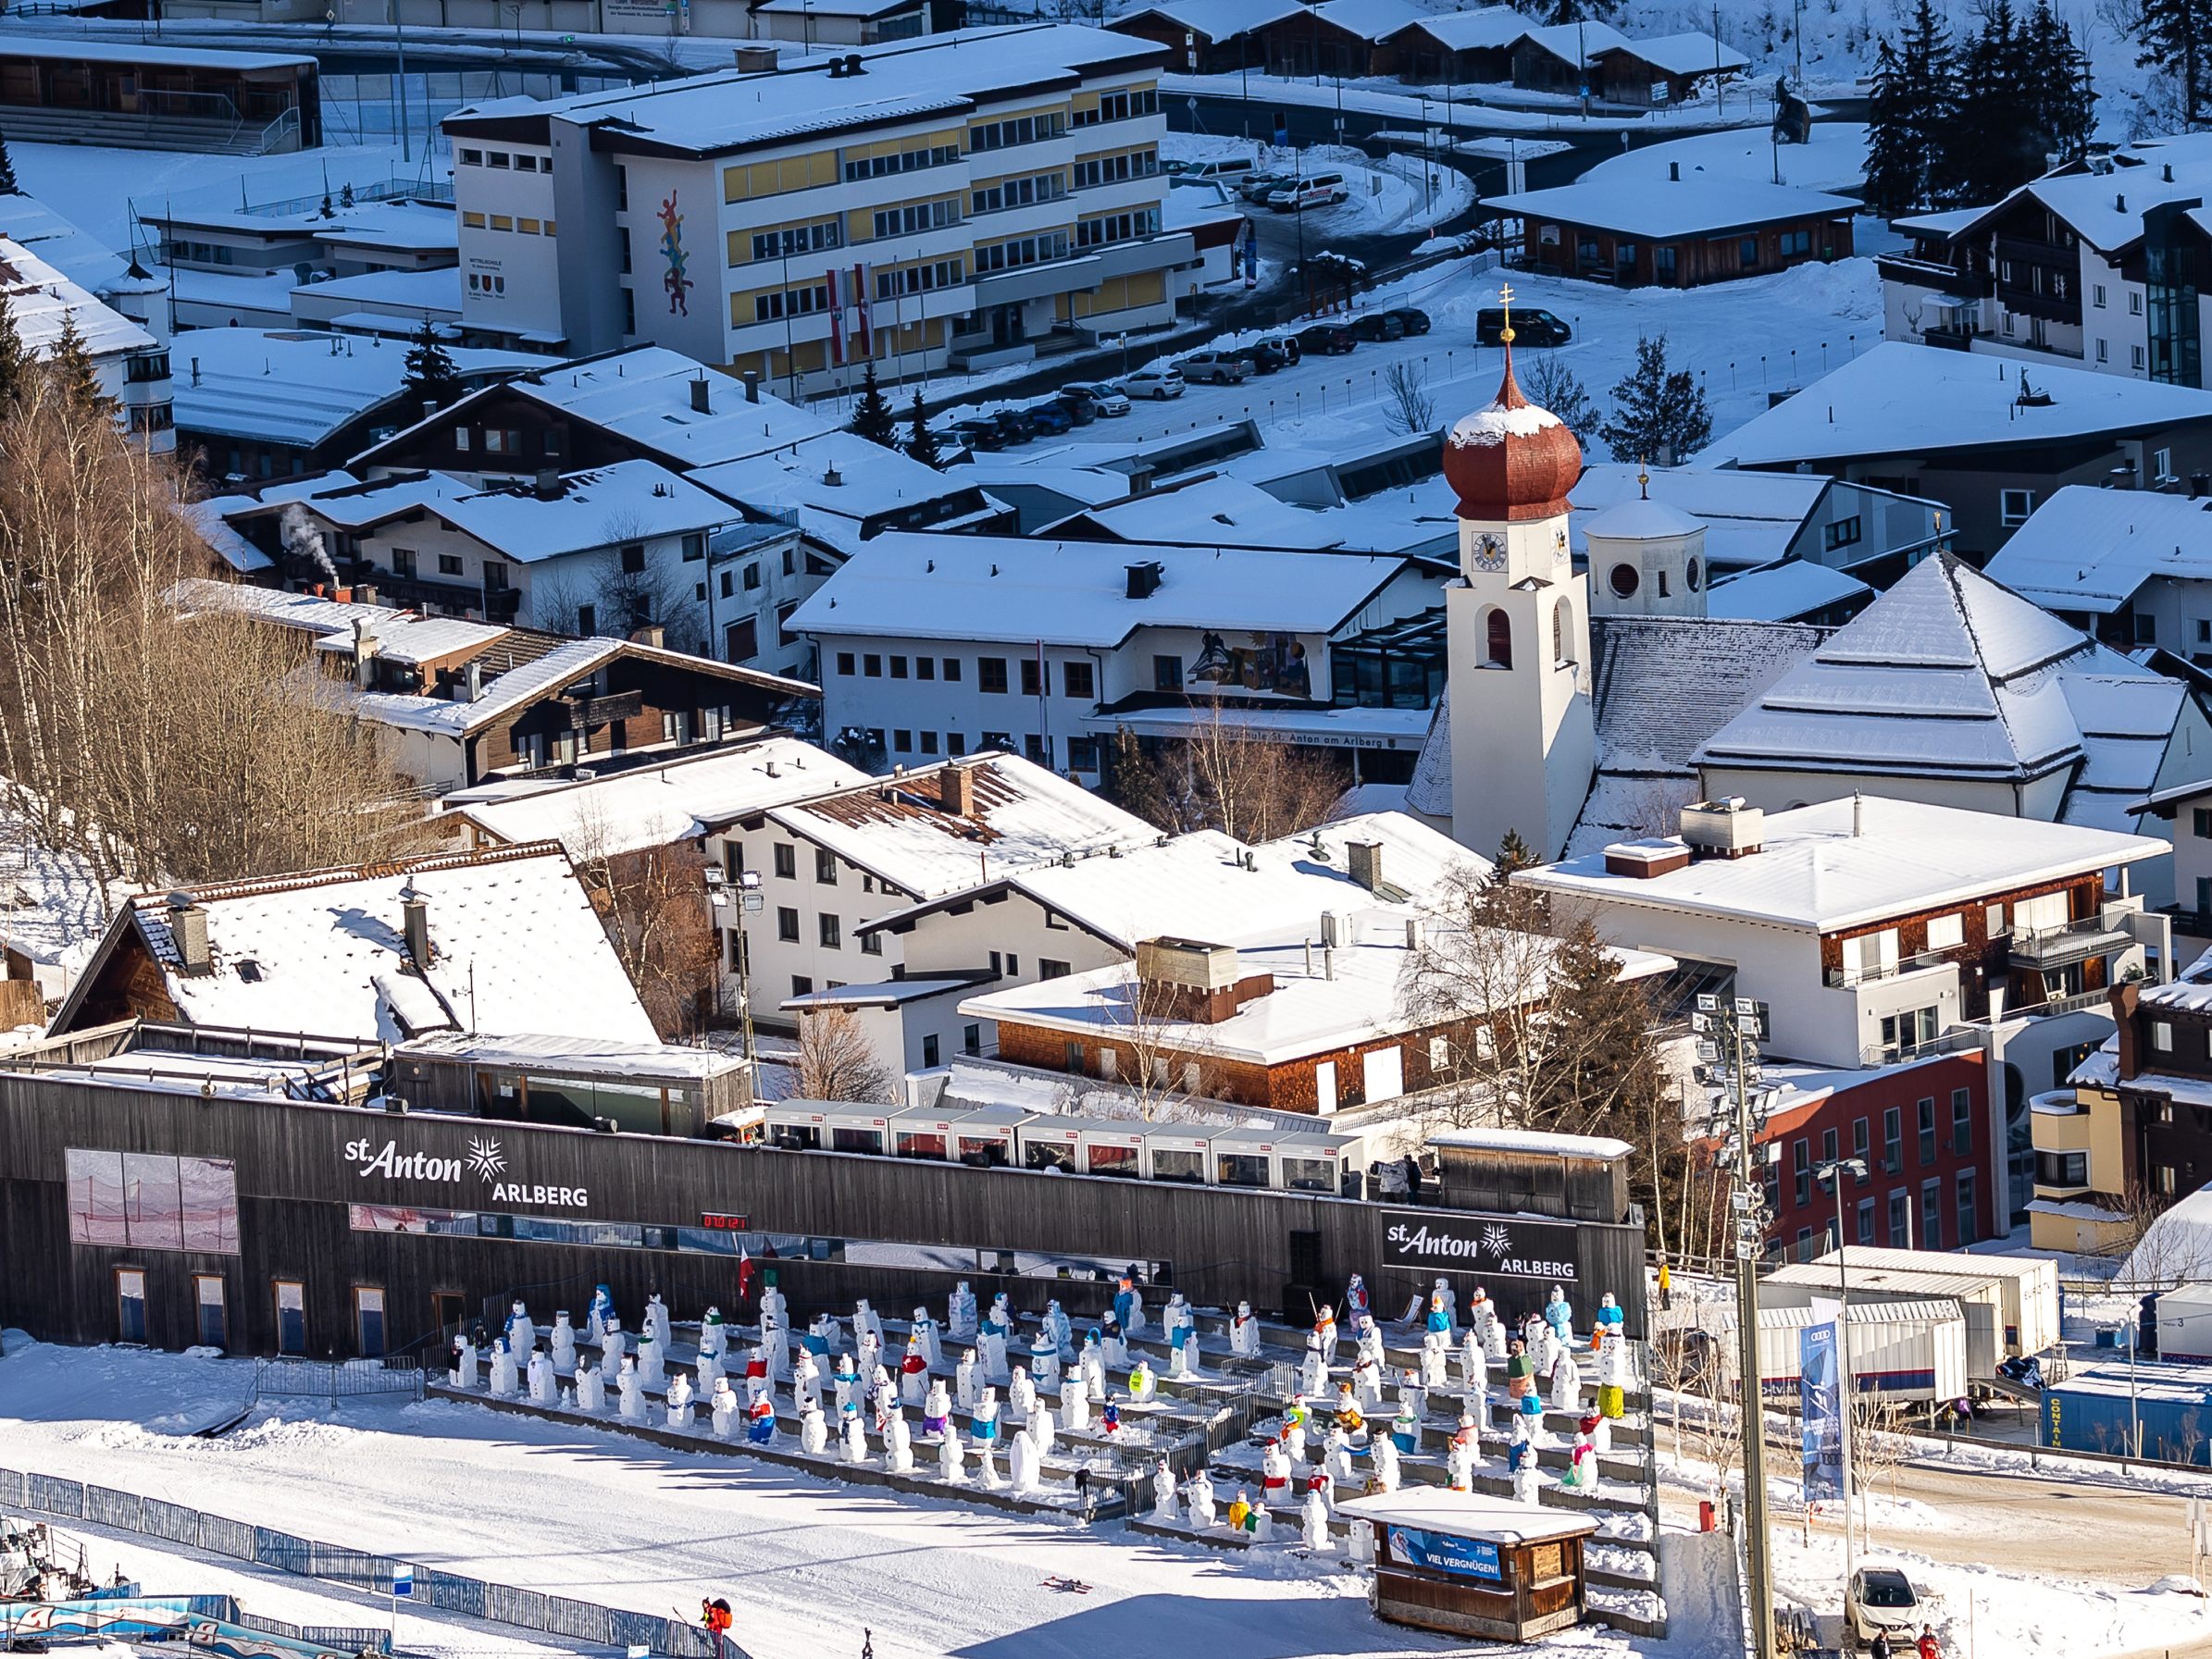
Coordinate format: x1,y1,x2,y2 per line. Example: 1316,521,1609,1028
1471,532,1509,573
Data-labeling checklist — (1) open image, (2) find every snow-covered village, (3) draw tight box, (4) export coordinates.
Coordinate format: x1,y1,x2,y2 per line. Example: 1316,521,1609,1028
10,0,2212,1654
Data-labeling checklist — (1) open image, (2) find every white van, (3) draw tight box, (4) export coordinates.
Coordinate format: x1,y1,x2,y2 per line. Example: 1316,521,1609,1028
1268,170,1348,212
1181,156,1255,187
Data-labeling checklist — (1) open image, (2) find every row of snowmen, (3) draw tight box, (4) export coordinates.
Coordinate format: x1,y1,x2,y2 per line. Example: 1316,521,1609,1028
451,1279,1201,1503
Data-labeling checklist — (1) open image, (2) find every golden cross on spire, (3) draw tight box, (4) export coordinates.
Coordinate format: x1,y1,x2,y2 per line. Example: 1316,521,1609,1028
1497,282,1516,346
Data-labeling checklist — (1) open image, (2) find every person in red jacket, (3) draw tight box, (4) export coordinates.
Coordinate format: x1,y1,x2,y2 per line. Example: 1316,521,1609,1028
1917,1626,1942,1659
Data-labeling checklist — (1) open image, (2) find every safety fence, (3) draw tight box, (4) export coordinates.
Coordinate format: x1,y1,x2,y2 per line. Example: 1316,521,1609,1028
254,1357,426,1405
0,1467,748,1659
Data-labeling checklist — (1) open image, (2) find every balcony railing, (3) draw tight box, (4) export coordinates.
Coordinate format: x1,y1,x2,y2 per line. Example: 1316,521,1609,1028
1824,949,1957,988
1859,1024,1981,1069
2010,915,2136,970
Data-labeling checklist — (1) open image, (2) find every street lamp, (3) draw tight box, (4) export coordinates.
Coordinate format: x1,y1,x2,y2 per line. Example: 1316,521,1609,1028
1815,1155,1870,1586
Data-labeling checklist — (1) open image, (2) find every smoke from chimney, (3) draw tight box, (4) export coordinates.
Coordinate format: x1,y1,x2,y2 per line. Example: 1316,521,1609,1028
280,503,340,587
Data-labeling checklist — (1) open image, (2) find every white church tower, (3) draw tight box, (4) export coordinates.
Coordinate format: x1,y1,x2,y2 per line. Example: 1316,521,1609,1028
1443,292,1594,861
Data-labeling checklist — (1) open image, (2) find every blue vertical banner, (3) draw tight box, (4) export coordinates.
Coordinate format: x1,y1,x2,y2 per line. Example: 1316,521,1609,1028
1800,1319,1843,1502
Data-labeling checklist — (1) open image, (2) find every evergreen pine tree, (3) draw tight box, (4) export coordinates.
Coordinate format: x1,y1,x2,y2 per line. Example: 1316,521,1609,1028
1863,0,1960,213
904,389,942,467
1598,336,1712,464
848,362,898,447
401,316,464,413
0,132,20,197
0,293,30,415
47,313,110,418
1494,828,1537,876
1955,2,2041,204
1524,917,1664,1136
2026,0,2096,167
2137,0,2212,131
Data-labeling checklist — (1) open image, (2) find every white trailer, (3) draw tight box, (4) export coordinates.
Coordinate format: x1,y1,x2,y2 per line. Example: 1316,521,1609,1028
1715,1298,1970,1405
2156,1282,2212,1363
1761,1261,2006,1380
1818,1245,2061,1356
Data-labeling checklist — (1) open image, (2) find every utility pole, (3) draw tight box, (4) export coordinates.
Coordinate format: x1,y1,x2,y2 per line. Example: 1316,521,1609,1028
1695,991,1777,1659
393,0,411,164
1818,1157,1870,1582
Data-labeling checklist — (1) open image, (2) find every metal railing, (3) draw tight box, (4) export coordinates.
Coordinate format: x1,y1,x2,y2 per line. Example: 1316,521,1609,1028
1824,948,1957,988
0,1466,746,1659
253,1356,424,1404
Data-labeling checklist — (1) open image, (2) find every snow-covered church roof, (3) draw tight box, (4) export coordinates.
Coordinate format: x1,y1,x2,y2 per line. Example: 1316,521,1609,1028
1694,553,2181,811
1406,614,1825,854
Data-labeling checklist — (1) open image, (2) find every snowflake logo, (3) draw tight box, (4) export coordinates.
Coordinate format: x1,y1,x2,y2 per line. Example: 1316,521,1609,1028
466,1138,506,1181
1482,1224,1511,1261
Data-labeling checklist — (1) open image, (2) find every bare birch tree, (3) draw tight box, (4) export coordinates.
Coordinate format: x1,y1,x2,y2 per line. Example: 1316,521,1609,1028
567,803,721,1039
0,368,429,890
1106,706,1348,842
795,1004,892,1103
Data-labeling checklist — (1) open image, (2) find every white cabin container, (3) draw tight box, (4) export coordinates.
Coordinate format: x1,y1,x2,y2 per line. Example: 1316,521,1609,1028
1717,1298,1970,1404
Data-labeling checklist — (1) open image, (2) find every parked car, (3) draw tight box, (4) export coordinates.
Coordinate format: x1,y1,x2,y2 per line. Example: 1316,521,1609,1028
1246,339,1291,375
987,408,1035,444
1267,171,1348,211
947,417,1005,452
1845,1567,1922,1648
1183,157,1254,187
1181,350,1253,384
1388,307,1433,336
1349,312,1406,342
1060,380,1131,417
1025,401,1075,436
1295,324,1357,356
1237,170,1296,203
1476,306,1572,346
1263,334,1302,365
1124,366,1186,400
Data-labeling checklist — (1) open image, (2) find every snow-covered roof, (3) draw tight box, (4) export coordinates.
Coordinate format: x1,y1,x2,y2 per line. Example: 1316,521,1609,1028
0,783,125,991
397,1029,747,1080
1387,6,1527,50
862,811,1484,950
354,346,839,473
2115,1178,2212,1286
1705,560,1870,622
1448,390,1563,451
1596,30,1749,74
1982,484,2212,616
1051,475,1344,550
72,843,658,1046
443,736,869,858
688,428,983,527
0,33,317,68
0,192,140,300
416,460,735,562
785,532,1417,647
1584,496,1702,540
1425,1126,1634,1158
1309,0,1422,41
312,612,509,667
1484,176,1857,240
1704,343,2212,468
1695,553,2175,788
171,328,537,449
454,25,1164,158
1959,158,2212,257
1510,19,1631,64
1334,1489,1596,1541
1572,462,1839,568
765,752,1158,898
1517,795,2167,933
1108,0,1301,34
960,908,1671,1066
0,232,150,362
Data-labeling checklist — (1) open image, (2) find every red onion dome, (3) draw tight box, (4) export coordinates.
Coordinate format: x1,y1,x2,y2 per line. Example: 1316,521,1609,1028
1442,353,1583,523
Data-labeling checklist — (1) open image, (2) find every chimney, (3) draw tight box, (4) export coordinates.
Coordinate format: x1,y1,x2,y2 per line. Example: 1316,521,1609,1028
630,623,666,650
1852,790,1865,836
828,56,844,76
844,52,864,74
1669,160,1680,181
1125,560,1164,600
1405,916,1424,952
402,883,431,971
1320,910,1345,948
534,468,563,500
824,464,843,488
2111,979,2143,1081
742,371,761,403
465,661,485,701
352,617,380,688
734,43,777,69
1680,798,1765,859
1603,839,1692,878
2167,162,2177,182
690,377,711,415
2118,192,2127,213
354,583,379,607
167,891,211,975
940,761,976,817
1135,935,1266,1024
1347,839,1382,893
424,400,438,421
